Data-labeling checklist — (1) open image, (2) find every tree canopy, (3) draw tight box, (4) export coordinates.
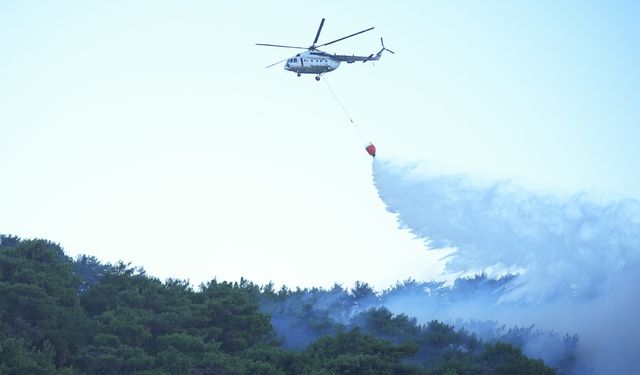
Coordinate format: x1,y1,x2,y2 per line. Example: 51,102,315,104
0,235,560,374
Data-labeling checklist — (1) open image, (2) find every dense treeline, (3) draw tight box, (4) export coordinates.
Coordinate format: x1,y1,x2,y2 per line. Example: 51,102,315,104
0,235,558,374
261,279,577,373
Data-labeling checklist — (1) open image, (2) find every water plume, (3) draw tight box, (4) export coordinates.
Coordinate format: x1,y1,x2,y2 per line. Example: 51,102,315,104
371,159,640,374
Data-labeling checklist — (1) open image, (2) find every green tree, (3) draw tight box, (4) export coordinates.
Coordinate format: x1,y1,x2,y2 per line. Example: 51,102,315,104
479,342,557,375
193,280,274,353
0,238,88,368
0,337,57,375
304,328,420,375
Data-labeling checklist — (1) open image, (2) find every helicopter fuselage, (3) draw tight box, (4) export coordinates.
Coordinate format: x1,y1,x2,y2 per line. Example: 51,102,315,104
284,51,341,75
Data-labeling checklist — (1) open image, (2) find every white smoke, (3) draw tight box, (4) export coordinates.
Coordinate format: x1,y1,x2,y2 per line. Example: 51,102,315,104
372,159,640,374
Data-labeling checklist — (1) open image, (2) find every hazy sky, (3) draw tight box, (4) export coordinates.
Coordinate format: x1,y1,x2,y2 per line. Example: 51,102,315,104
2,1,639,288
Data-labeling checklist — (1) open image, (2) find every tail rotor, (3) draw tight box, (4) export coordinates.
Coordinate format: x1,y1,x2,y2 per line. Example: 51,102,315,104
380,38,395,54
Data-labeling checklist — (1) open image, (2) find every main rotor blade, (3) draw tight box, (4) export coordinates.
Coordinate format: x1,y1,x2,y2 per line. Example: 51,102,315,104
265,58,288,69
312,18,325,46
315,27,374,48
255,43,307,49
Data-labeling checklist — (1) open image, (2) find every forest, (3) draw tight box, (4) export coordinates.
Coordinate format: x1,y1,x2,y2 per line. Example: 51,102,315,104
0,235,564,374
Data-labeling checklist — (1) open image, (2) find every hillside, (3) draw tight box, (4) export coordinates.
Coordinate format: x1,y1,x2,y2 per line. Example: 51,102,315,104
0,235,559,374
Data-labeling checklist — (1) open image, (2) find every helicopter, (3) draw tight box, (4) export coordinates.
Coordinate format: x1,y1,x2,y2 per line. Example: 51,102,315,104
256,18,394,81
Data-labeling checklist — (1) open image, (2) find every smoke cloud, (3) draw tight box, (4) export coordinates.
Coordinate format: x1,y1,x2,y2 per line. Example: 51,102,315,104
372,159,640,374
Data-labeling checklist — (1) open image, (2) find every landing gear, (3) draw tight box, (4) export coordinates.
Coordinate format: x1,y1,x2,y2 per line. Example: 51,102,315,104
297,73,301,77
315,75,321,81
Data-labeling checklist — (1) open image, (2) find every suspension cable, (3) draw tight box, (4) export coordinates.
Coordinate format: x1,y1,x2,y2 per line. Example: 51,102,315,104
323,76,369,145
323,77,354,124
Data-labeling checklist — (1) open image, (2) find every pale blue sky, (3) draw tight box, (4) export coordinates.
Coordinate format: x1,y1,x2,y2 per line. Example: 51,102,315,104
1,1,639,288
